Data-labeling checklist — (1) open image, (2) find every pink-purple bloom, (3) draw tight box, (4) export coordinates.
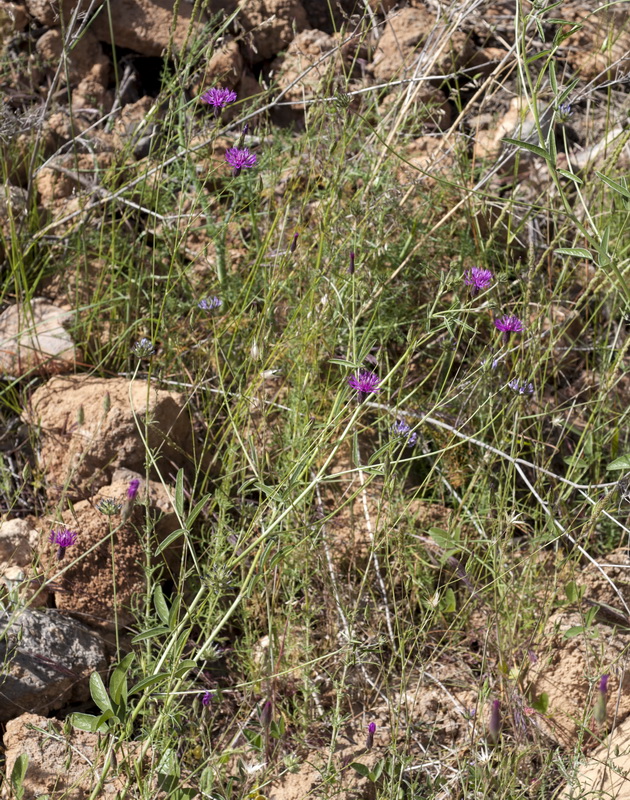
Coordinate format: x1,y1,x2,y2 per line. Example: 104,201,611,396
127,478,140,500
366,721,376,749
225,146,257,176
198,296,222,311
348,370,381,396
508,378,534,395
464,267,493,294
201,87,237,109
201,690,213,706
494,315,525,342
594,674,610,724
49,527,78,548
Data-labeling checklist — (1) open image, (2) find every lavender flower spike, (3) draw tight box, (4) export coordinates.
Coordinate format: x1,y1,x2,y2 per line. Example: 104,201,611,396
488,699,501,743
508,378,534,395
127,478,140,500
594,674,610,725
225,146,257,176
464,267,493,295
198,296,222,311
366,721,376,750
201,87,237,111
348,370,381,400
201,690,213,707
392,419,418,446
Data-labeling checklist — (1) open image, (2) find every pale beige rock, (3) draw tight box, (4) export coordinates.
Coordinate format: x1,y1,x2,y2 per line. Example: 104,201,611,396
198,37,243,91
563,4,630,83
238,0,308,62
90,0,207,56
22,375,193,499
2,713,145,799
0,1,28,35
372,6,474,82
0,299,77,377
398,135,457,187
270,29,338,110
39,472,179,627
560,715,630,798
36,151,114,207
24,0,90,26
0,519,38,574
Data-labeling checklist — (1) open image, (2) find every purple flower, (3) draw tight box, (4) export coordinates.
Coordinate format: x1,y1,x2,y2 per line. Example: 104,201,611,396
225,146,257,176
392,419,418,446
348,370,381,397
494,315,525,343
127,479,140,500
201,87,237,110
198,296,222,311
290,232,299,253
464,267,493,294
488,699,501,743
49,527,78,548
366,721,376,750
594,674,610,725
132,338,155,358
348,251,355,275
201,690,213,707
508,378,534,395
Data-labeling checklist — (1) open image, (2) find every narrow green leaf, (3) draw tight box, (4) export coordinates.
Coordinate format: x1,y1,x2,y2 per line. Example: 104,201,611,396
564,580,579,603
441,587,457,613
503,137,552,161
130,625,170,643
89,671,111,713
555,247,593,259
596,171,630,200
109,652,134,704
154,585,170,626
607,454,630,470
174,468,185,517
187,493,212,527
129,672,171,695
155,528,187,555
557,168,583,185
350,762,371,778
168,594,181,629
94,708,115,729
564,625,585,639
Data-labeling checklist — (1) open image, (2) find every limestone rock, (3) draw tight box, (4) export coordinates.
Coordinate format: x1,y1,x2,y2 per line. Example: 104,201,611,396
0,519,38,575
562,4,630,83
2,713,145,798
198,37,243,91
22,375,193,499
237,0,308,62
0,609,107,721
0,299,77,377
90,0,208,56
39,472,179,628
0,1,28,35
24,0,90,26
372,6,474,83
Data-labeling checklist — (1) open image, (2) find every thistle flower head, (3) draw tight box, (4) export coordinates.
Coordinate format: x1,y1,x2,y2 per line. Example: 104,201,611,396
132,338,155,358
96,498,122,516
225,146,257,176
348,370,381,395
49,527,78,548
464,267,493,294
494,315,524,334
201,87,237,109
198,296,222,311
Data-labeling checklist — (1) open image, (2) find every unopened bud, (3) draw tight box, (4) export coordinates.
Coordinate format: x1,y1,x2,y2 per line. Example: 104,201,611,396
488,699,501,743
366,721,376,750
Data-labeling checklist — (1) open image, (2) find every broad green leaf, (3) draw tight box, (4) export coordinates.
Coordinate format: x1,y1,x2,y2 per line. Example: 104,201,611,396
129,672,171,695
596,171,630,200
555,247,593,259
70,712,110,733
564,625,585,638
607,454,630,470
94,708,115,729
154,585,170,626
350,762,371,778
441,587,457,613
532,692,549,713
89,671,111,713
11,753,28,799
109,652,134,705
564,581,580,603
503,137,552,161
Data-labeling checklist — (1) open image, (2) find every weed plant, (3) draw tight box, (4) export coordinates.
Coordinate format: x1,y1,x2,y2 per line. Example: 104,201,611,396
2,0,630,798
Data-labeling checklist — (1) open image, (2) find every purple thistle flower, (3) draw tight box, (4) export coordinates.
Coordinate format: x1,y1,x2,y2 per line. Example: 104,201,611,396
49,527,78,548
198,296,222,311
392,419,418,446
348,370,381,399
201,690,213,707
290,232,299,253
464,267,493,295
508,378,534,395
225,146,257,176
488,699,501,743
366,721,376,750
494,315,525,343
201,87,237,111
127,478,140,500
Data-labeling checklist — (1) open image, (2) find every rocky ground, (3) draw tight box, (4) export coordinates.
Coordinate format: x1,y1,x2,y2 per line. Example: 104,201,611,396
1,0,630,796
